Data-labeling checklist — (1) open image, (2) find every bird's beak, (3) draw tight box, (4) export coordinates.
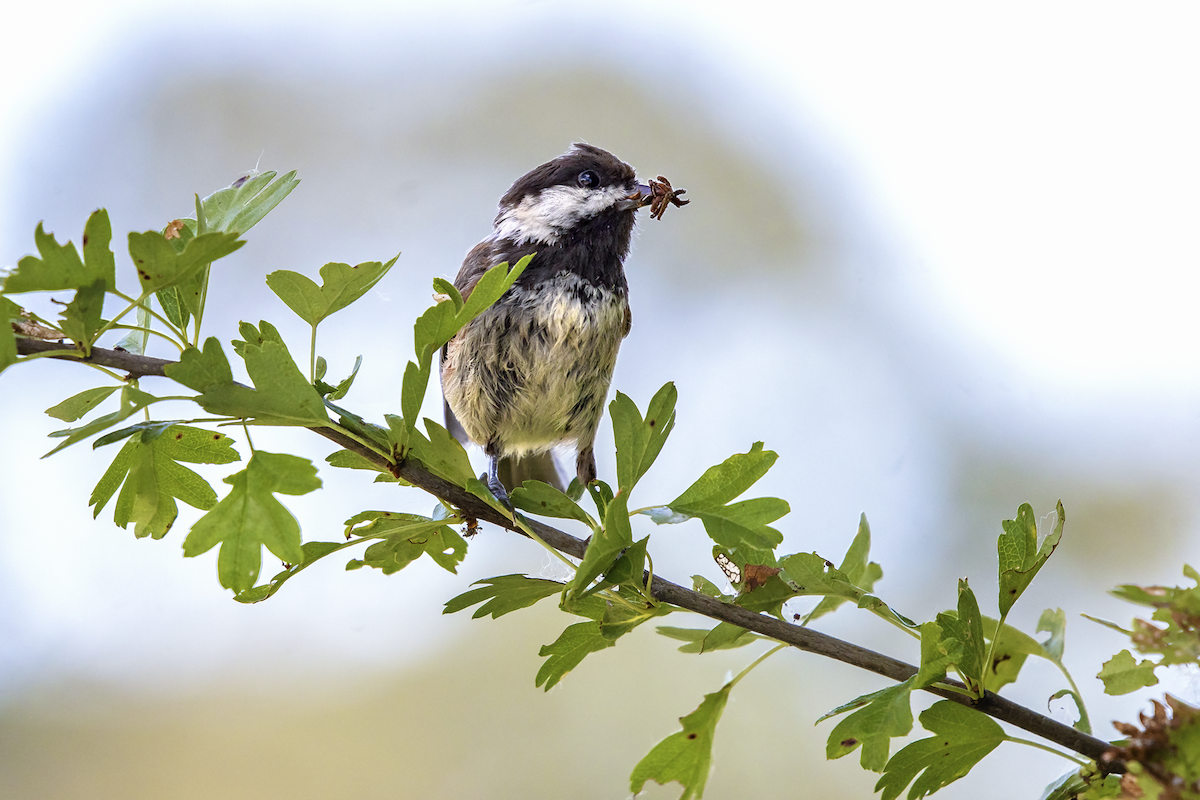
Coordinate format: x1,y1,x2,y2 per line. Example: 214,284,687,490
617,183,655,211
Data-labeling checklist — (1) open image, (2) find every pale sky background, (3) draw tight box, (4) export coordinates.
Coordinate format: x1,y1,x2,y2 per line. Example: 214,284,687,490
2,3,1199,799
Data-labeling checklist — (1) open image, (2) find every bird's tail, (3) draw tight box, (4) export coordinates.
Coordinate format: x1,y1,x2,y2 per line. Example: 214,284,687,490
498,452,564,492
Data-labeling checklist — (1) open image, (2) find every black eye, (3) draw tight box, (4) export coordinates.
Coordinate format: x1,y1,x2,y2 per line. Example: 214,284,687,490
577,170,600,189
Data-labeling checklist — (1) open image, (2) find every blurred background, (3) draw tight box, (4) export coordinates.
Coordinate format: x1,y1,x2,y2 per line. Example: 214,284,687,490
2,1,1198,797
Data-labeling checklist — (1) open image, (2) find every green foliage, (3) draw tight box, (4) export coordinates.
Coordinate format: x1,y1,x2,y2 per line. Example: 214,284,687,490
536,621,614,690
3,210,116,293
193,169,300,235
610,382,676,493
875,702,1004,800
267,258,398,326
182,452,320,592
128,230,244,294
998,501,1064,617
444,575,565,619
90,424,240,539
821,679,917,771
642,441,787,565
168,328,329,426
936,580,986,696
343,510,467,575
1097,649,1160,695
629,683,730,800
43,385,161,456
0,296,19,374
11,172,1197,800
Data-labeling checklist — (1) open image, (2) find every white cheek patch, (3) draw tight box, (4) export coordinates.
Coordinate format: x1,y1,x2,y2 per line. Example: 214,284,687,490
494,184,632,245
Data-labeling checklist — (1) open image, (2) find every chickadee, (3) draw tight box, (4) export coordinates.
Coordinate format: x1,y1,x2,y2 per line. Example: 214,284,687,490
440,143,657,503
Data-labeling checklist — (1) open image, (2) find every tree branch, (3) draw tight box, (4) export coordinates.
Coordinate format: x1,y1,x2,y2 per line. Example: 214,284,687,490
15,337,1117,765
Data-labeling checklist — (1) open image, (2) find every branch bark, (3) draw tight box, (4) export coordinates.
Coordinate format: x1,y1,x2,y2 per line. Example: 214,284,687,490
14,336,1117,765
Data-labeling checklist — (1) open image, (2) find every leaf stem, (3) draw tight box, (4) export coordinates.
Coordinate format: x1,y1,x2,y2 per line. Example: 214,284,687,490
107,290,189,347
1003,735,1087,765
730,642,788,688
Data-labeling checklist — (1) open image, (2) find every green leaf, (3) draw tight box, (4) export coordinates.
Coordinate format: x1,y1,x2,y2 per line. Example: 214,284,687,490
267,257,398,326
655,442,787,563
325,448,390,473
914,621,959,689
326,355,362,401
510,480,595,526
610,382,677,493
443,575,564,619
1097,649,1159,695
43,385,159,456
89,425,240,539
822,679,916,772
234,540,350,604
343,510,467,575
569,491,634,598
979,617,1039,692
535,620,614,690
1110,566,1200,666
411,256,530,365
656,624,761,654
630,683,731,800
601,535,649,592
128,230,243,293
804,514,883,623
404,419,475,486
936,579,986,695
165,337,233,391
0,297,19,375
597,596,670,642
1033,607,1067,663
44,385,120,422
998,501,1064,618
182,452,320,593
4,210,116,293
399,359,430,437
195,169,299,235
167,331,329,426
113,305,151,355
58,279,106,349
875,701,1005,800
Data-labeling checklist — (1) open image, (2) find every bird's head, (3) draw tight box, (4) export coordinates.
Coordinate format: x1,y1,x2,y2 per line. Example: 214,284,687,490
492,143,652,246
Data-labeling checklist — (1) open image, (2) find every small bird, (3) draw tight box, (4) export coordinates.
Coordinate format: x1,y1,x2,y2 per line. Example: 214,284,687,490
440,143,660,504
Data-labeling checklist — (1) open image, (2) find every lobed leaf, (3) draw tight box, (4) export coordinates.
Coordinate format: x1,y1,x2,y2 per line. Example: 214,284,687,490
875,701,1004,800
197,169,300,234
128,230,243,294
997,501,1064,618
1097,649,1159,695
4,210,116,293
535,621,614,691
444,575,564,619
610,382,677,493
182,452,320,593
267,257,398,326
822,679,916,772
89,425,240,539
630,683,731,800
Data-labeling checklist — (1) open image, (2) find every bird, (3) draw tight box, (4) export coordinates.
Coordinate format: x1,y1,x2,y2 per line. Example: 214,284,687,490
440,143,657,505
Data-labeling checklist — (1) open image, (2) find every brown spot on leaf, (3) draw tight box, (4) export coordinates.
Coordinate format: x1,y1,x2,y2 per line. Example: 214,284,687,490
742,563,782,592
686,733,698,740
840,738,858,748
